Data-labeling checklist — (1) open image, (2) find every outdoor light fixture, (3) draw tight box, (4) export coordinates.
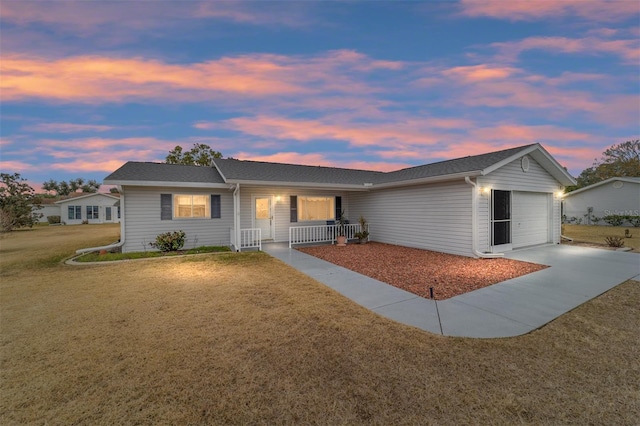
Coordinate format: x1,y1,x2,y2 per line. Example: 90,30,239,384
275,195,282,202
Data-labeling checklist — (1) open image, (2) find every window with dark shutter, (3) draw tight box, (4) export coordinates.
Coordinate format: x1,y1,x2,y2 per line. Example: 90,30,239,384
335,196,342,220
161,194,172,220
290,195,297,222
211,194,221,218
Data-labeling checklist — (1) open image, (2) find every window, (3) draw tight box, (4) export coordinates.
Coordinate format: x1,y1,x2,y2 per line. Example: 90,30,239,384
298,196,335,221
86,206,99,220
162,194,220,219
68,206,81,220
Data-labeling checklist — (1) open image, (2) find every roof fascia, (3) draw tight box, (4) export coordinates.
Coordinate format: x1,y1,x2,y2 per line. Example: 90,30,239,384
563,177,639,197
373,170,483,189
224,179,371,191
104,180,229,189
54,192,118,204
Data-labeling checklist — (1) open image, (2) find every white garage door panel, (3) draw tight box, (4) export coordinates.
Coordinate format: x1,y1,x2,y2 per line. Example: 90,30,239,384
512,192,549,248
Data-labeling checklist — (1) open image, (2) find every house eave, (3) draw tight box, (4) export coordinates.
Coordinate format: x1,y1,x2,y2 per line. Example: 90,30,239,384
373,171,484,189
104,180,229,189
54,193,120,204
563,177,639,197
223,179,372,191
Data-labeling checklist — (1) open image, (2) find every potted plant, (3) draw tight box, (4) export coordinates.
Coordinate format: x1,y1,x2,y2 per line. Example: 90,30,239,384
336,209,348,246
354,215,369,244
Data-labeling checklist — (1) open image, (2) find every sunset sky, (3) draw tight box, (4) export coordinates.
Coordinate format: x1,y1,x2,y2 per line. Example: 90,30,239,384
1,0,639,190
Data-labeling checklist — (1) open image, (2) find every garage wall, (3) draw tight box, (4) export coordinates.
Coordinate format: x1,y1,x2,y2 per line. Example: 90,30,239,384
478,156,563,251
349,180,473,257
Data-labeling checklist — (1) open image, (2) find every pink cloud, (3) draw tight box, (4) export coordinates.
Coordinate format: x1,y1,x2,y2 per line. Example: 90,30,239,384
0,160,37,172
25,123,114,133
459,0,639,22
442,65,519,82
492,36,639,64
1,51,403,104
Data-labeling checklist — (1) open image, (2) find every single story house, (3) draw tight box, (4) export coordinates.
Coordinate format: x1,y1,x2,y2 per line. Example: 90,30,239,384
103,143,575,257
45,192,121,225
563,177,640,225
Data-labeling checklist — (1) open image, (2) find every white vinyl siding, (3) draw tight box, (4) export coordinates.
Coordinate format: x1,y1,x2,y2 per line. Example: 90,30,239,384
238,186,349,243
478,156,562,251
121,186,233,253
349,180,473,257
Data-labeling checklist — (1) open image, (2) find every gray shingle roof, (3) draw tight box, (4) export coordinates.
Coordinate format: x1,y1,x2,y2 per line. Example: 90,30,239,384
213,158,385,185
104,162,225,184
382,144,535,183
104,144,549,187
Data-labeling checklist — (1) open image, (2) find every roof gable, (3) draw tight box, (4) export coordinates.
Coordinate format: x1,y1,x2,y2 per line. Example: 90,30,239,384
55,192,119,204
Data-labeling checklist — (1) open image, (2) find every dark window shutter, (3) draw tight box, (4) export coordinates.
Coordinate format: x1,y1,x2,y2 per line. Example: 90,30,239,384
161,194,172,220
290,195,297,222
335,196,342,220
211,194,221,219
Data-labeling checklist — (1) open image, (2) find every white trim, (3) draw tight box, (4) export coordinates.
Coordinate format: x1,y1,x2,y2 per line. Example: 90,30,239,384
103,180,229,189
55,192,119,204
563,177,640,197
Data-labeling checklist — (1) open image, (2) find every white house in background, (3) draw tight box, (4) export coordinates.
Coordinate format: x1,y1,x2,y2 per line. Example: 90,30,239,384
55,193,121,225
102,143,575,257
563,177,640,225
35,198,62,223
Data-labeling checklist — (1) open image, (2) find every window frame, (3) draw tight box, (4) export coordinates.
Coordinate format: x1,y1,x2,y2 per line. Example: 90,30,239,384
68,205,81,220
86,205,99,220
297,196,336,222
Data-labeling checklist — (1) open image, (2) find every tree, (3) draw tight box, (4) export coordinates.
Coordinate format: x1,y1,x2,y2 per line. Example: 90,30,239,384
567,139,640,192
109,187,120,194
0,173,42,232
166,143,223,166
41,178,101,196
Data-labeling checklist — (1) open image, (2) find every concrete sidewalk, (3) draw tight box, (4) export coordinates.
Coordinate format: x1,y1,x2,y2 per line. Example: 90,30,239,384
263,243,640,338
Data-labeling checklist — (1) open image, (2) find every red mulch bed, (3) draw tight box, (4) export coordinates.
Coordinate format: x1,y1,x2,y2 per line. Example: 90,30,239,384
298,242,548,300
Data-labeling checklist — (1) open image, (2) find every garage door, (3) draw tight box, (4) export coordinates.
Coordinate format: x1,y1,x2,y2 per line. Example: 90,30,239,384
512,192,549,248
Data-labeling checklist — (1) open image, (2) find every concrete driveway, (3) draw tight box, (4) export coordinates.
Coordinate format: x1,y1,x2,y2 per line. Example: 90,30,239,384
264,243,640,338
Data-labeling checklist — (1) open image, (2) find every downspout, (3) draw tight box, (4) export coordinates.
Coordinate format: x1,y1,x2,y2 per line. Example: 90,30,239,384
465,176,504,258
233,183,240,252
75,186,126,254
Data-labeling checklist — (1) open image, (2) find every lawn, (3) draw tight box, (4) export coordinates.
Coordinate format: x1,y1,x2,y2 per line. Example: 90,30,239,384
1,225,639,424
563,224,640,251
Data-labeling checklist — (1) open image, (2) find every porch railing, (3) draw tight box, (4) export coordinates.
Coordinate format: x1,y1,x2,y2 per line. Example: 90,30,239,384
289,224,365,248
230,228,262,251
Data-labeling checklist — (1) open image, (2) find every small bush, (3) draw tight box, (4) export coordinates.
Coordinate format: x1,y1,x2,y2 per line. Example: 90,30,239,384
603,215,624,227
149,230,186,252
604,236,624,248
47,215,61,224
628,216,640,228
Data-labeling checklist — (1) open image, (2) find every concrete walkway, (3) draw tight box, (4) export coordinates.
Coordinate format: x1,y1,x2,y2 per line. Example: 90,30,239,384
263,243,640,338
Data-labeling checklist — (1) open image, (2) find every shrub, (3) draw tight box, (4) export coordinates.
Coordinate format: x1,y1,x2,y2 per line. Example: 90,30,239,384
603,215,624,227
47,215,61,224
149,230,186,252
628,216,640,228
604,236,624,248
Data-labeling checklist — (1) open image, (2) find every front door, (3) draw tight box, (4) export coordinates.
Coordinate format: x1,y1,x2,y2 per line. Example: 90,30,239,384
254,196,273,240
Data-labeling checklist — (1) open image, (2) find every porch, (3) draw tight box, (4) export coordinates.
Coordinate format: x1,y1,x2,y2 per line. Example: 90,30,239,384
231,223,369,251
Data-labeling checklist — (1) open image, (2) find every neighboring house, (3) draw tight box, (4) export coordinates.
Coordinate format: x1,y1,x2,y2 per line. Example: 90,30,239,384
563,177,640,225
54,192,121,225
35,198,62,223
104,143,575,257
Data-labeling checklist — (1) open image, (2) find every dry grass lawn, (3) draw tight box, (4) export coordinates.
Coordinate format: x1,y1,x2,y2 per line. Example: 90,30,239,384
1,225,639,424
563,224,640,251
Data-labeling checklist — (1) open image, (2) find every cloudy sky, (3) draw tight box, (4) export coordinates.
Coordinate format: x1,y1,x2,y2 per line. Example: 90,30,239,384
1,0,639,190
